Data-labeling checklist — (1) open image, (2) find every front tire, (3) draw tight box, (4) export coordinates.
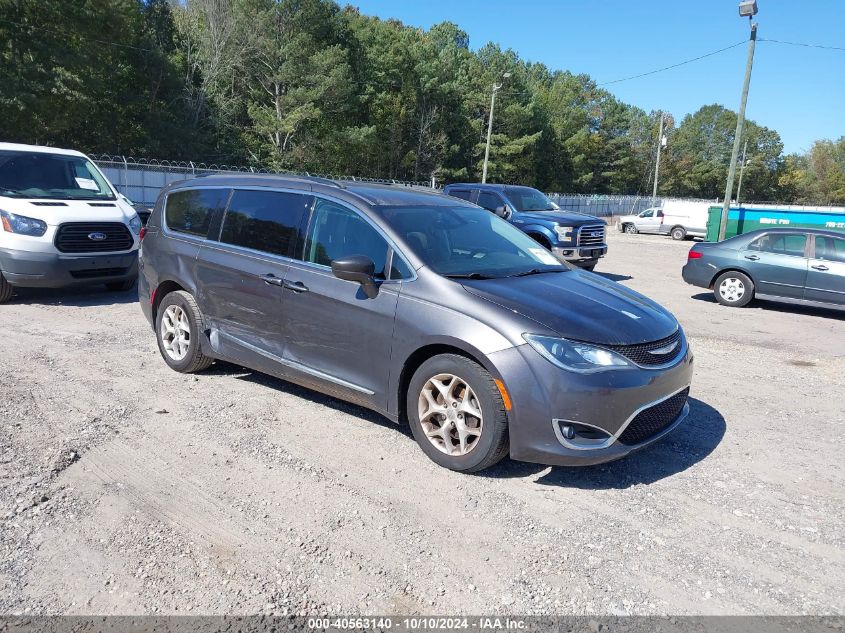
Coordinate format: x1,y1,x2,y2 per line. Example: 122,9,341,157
155,290,213,373
106,278,136,292
624,223,638,234
407,354,509,472
0,272,13,303
714,271,754,307
670,226,687,241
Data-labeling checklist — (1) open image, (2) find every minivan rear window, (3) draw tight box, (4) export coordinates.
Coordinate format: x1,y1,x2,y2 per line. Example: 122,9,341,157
165,188,229,237
220,189,311,257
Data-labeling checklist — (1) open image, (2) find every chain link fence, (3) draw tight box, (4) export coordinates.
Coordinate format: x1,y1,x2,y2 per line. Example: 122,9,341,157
91,155,433,206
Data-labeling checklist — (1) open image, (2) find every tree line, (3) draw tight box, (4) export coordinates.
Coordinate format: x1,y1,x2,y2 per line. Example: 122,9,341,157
1,0,842,204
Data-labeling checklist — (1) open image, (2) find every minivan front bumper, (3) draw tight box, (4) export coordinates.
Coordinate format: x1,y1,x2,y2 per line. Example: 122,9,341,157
0,247,138,288
489,339,694,467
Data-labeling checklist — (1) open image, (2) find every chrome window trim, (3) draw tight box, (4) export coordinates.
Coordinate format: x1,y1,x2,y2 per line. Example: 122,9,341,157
552,384,691,451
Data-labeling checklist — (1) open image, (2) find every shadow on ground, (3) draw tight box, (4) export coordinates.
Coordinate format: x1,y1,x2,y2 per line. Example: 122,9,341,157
484,397,726,489
691,292,844,320
9,282,139,307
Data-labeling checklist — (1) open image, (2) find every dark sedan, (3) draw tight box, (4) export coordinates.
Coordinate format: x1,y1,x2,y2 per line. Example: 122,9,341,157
682,228,845,310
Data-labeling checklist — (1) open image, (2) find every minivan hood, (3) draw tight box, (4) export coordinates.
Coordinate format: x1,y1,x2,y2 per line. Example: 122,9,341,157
0,196,135,224
461,270,678,345
517,211,604,225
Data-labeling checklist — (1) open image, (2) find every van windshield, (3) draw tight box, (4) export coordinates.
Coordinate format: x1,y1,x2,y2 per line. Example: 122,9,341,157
378,205,567,278
0,150,115,200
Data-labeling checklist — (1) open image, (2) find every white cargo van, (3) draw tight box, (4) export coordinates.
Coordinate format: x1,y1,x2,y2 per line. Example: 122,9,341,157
0,143,141,302
617,199,709,240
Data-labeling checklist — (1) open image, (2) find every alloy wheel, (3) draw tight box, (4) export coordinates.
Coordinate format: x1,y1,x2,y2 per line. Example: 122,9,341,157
160,304,191,361
418,373,483,456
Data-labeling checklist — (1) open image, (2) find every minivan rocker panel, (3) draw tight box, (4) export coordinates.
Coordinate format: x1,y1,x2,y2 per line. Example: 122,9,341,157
140,175,693,473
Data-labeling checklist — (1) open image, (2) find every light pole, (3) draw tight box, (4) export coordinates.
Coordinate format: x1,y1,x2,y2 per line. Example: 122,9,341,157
736,139,749,204
718,0,758,241
481,72,511,183
652,112,666,203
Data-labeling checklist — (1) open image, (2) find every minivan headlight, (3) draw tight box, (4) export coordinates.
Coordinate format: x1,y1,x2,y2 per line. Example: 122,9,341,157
554,225,574,241
523,334,634,373
1,210,48,236
128,214,142,235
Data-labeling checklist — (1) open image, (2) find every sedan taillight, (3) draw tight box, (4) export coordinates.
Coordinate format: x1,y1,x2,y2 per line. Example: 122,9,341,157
688,250,703,260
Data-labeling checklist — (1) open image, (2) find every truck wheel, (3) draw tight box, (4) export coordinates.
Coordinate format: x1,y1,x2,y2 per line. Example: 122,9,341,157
407,354,509,473
106,278,136,292
714,271,754,308
155,290,214,373
670,226,687,241
0,272,13,303
624,223,638,234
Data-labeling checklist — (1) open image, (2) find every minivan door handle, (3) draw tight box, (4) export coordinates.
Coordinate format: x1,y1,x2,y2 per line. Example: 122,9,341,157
258,273,284,287
283,279,309,293
812,264,829,271
744,254,760,261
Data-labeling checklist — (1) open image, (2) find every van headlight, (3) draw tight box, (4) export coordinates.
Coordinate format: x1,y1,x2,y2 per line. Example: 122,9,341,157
1,210,48,236
128,214,142,236
523,334,634,373
554,225,574,241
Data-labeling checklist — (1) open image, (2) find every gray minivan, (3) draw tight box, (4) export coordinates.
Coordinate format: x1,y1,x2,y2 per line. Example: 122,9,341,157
139,175,693,472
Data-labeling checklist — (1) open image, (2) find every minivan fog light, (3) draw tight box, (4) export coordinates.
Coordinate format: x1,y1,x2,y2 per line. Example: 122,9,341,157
524,334,634,374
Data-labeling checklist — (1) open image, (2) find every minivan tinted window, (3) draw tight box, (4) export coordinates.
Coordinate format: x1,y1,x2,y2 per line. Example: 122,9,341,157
166,188,229,237
305,199,389,278
220,189,311,257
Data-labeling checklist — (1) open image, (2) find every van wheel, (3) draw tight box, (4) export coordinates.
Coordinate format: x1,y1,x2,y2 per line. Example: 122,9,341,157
407,354,509,473
714,271,754,307
670,226,687,240
155,291,213,373
0,272,13,303
624,223,638,234
106,278,136,292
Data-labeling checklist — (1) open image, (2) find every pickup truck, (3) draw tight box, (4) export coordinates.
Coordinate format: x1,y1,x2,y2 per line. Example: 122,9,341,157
443,183,607,270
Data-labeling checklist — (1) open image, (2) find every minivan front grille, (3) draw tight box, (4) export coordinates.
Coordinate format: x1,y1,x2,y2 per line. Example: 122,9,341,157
54,222,133,253
617,388,689,445
605,329,684,367
577,224,606,246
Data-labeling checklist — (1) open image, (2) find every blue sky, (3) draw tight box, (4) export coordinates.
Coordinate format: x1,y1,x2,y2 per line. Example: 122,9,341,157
346,0,844,154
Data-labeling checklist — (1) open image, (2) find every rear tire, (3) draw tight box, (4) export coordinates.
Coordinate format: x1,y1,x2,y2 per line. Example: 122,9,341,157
714,271,754,307
0,272,13,303
624,223,638,234
155,290,214,373
106,278,136,292
670,226,687,241
407,354,509,473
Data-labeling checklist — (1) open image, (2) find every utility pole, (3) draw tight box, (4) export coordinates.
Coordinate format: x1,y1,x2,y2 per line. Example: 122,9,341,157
718,14,758,241
652,112,665,203
736,139,749,204
482,72,510,183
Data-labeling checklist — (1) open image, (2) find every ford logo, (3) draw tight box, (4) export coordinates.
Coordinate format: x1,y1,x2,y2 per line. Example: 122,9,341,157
88,232,108,241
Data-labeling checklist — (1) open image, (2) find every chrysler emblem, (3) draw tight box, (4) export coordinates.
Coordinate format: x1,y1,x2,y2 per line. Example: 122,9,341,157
648,341,679,355
88,232,108,241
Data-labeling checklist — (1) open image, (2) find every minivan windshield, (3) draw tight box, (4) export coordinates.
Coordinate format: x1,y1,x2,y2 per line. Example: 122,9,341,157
503,187,557,212
378,205,567,278
0,150,115,200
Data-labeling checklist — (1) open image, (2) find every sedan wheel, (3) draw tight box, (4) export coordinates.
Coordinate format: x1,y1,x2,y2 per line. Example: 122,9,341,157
714,271,754,307
418,373,483,456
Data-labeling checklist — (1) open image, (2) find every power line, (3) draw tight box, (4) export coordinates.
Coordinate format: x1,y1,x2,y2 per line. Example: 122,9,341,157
597,40,747,86
759,37,845,52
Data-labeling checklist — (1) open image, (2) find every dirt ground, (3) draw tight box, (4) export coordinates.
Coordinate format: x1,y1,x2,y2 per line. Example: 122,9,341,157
1,229,843,616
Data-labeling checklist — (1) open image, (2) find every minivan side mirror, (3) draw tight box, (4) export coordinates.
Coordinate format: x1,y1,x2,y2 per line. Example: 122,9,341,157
331,255,379,298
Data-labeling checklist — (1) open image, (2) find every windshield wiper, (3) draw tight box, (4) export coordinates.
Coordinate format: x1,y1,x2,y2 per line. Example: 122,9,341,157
510,268,564,277
443,272,495,280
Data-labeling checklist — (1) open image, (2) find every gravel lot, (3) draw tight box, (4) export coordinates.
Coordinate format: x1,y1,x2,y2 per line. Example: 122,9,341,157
1,229,843,616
